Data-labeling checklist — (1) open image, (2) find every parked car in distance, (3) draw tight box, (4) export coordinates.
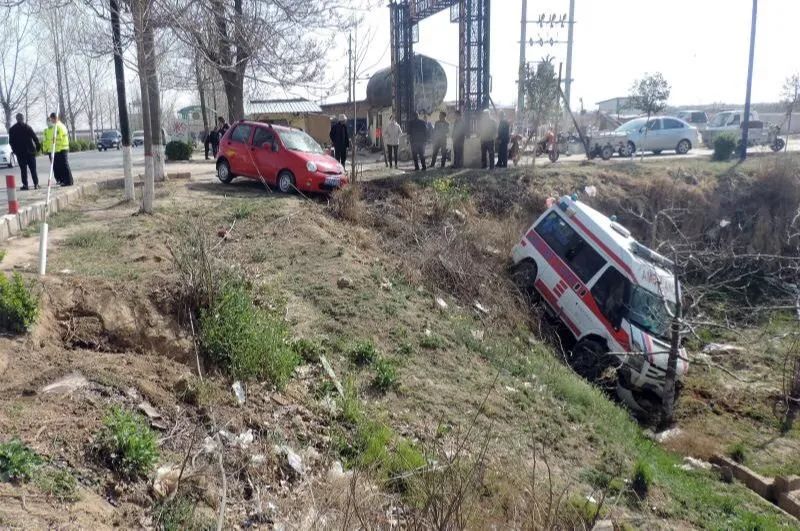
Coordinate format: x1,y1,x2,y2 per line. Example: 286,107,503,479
701,110,759,146
132,130,144,147
510,195,687,413
614,116,700,156
97,130,122,151
216,121,347,194
675,110,709,130
0,134,15,168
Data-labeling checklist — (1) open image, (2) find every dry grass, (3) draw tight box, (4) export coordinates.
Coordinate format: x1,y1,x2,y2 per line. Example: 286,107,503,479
328,184,366,224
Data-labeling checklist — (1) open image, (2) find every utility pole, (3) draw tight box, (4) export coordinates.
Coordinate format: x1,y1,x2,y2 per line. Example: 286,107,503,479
564,0,576,110
516,0,527,131
740,0,757,161
110,0,133,202
347,33,352,104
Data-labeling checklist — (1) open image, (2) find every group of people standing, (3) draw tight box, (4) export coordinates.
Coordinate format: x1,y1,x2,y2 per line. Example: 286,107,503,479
203,116,231,160
8,112,73,190
380,109,513,172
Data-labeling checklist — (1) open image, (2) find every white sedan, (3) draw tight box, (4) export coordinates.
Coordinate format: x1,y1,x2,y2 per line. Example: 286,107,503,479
615,116,701,156
0,134,15,168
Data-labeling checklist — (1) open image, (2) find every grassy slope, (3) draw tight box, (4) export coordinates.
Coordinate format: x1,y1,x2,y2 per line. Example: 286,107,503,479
5,160,798,528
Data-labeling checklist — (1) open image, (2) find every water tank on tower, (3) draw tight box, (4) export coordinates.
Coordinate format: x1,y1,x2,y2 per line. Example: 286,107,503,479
366,54,447,114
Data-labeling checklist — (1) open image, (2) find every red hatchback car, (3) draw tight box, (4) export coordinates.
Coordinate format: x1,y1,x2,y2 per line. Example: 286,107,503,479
215,121,347,193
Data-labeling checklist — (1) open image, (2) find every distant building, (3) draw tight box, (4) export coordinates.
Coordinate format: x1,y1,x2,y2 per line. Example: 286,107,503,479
596,97,641,118
247,98,330,145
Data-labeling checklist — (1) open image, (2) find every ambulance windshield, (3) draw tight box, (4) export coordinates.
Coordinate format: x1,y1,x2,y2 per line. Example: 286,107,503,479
625,286,676,341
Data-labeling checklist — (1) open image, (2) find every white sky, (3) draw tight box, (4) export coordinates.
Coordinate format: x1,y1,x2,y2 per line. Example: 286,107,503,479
320,0,800,109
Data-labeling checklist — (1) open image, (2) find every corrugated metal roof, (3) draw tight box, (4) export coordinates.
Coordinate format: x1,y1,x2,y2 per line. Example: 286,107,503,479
248,98,323,115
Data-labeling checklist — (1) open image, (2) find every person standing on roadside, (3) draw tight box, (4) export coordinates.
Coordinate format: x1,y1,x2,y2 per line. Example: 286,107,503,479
216,116,229,139
42,112,73,186
329,114,350,167
9,113,41,190
496,111,511,168
479,109,497,170
383,115,402,168
209,127,220,157
430,111,450,169
451,110,466,169
407,112,428,171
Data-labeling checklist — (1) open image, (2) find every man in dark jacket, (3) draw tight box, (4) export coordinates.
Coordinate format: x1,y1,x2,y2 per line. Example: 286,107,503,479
479,110,497,170
451,110,466,168
430,111,450,169
496,111,511,168
407,112,428,171
9,113,41,190
329,114,350,167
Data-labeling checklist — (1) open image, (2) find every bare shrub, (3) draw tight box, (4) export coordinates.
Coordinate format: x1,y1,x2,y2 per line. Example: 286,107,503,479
328,185,365,224
168,221,220,313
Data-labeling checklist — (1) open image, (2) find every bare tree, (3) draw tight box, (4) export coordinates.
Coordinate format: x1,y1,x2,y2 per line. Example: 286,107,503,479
0,7,40,130
73,54,110,141
628,72,671,159
162,0,359,121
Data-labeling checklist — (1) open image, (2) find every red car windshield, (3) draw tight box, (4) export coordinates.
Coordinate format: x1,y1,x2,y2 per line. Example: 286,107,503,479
280,130,322,154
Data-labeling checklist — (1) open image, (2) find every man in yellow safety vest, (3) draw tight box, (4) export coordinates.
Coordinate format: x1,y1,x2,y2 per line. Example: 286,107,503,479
42,112,73,186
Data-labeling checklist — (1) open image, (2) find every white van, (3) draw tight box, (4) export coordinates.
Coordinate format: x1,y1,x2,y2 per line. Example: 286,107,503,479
510,195,688,411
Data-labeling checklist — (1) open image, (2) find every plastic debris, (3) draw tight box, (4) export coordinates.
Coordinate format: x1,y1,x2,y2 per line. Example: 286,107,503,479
435,297,448,310
152,465,181,498
319,355,344,397
232,381,246,405
719,219,731,228
138,401,161,420
584,185,598,197
39,373,88,395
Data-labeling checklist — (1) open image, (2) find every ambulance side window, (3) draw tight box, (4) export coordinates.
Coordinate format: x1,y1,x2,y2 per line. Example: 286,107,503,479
535,212,605,283
591,267,630,327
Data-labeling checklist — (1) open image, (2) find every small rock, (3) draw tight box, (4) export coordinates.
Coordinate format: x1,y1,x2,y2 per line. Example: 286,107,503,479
504,385,517,393
202,436,221,454
138,401,161,420
380,278,392,290
272,394,290,406
217,228,227,238
473,301,489,314
679,456,712,471
251,454,267,465
453,209,466,221
435,297,448,311
485,246,501,256
232,381,246,405
327,461,352,482
471,329,484,341
424,328,432,337
337,276,354,289
39,373,89,395
274,445,304,476
653,427,682,443
591,519,614,531
702,343,744,355
59,269,72,275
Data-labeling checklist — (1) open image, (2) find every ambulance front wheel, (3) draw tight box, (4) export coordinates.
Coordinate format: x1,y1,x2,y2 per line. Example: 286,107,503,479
510,259,540,305
571,338,613,384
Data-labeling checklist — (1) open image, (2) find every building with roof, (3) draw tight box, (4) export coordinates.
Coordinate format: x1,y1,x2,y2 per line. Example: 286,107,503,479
246,98,330,145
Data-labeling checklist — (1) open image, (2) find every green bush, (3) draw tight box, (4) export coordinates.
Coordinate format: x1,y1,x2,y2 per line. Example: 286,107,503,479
199,281,299,386
291,338,326,363
631,459,653,499
712,133,737,161
347,340,379,366
36,468,78,501
0,273,39,334
94,407,159,479
153,495,213,531
372,358,398,392
0,439,42,482
165,140,192,161
729,441,748,464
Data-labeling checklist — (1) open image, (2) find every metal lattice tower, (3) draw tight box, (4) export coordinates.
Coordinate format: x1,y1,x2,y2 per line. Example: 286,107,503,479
389,0,491,128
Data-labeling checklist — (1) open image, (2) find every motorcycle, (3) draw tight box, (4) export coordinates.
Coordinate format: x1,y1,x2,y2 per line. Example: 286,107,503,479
532,130,559,162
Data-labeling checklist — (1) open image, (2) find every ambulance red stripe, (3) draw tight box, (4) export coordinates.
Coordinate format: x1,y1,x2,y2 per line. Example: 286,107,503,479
535,279,580,336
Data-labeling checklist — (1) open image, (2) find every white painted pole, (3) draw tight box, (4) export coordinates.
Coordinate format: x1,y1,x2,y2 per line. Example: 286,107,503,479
39,106,60,276
123,144,134,200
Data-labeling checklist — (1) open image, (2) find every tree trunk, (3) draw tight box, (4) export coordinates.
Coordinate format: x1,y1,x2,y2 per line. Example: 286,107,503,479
111,0,133,201
132,0,153,213
2,104,11,132
783,355,800,432
144,19,164,181
195,49,209,136
220,70,244,121
660,268,682,428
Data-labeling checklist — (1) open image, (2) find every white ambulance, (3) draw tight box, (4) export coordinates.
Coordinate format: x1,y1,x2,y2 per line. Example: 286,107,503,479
510,195,688,411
